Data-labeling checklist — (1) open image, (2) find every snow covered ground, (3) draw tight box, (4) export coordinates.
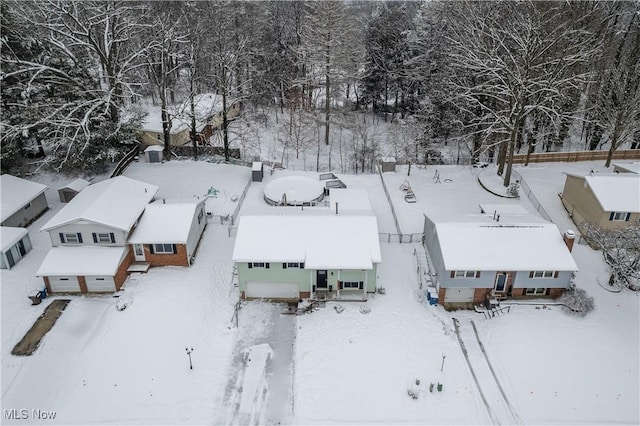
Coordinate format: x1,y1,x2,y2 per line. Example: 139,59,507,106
1,159,638,425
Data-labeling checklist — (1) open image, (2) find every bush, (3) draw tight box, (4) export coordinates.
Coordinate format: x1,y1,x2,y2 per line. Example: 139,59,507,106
559,288,595,317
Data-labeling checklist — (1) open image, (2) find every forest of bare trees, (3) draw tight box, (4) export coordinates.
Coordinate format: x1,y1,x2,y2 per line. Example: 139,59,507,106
2,1,639,184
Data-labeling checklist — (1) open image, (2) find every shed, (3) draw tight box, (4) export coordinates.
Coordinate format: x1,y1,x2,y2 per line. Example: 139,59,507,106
380,157,396,172
1,227,32,269
145,145,164,163
0,174,49,227
58,178,90,203
252,162,264,182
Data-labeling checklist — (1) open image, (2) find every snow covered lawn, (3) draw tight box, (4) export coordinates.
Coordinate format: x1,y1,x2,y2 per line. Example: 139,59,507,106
2,159,638,425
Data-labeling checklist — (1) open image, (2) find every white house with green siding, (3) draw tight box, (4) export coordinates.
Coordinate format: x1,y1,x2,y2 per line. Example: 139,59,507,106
232,215,381,301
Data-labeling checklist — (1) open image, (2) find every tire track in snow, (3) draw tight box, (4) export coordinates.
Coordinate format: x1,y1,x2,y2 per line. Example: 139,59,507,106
453,318,522,425
471,320,523,425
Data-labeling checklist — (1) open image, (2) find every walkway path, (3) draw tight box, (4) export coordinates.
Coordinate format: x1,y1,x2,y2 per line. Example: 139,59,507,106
12,299,71,356
220,303,296,425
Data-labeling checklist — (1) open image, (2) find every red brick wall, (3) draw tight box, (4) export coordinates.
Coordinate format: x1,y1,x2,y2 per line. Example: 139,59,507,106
438,287,446,303
474,288,489,304
144,244,188,267
78,276,88,293
300,291,310,299
511,287,566,299
115,247,135,291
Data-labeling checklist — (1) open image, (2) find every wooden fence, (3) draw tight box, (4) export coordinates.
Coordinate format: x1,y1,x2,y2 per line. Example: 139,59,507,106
511,149,640,164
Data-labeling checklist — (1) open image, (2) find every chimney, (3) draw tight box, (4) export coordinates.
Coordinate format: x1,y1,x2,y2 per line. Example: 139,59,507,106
563,230,576,252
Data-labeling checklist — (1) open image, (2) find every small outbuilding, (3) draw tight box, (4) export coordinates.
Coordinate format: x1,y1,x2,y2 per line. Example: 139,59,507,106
0,174,49,227
1,227,32,269
380,157,397,173
58,178,90,203
252,162,264,182
144,145,164,163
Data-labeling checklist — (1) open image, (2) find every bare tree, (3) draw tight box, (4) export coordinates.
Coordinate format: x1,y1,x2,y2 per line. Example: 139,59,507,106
446,1,600,186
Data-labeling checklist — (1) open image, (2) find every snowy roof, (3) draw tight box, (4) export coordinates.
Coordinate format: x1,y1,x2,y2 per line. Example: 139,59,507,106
128,201,203,244
232,215,381,269
138,93,230,134
41,176,159,232
144,145,164,152
380,157,396,163
612,162,640,174
60,178,90,192
432,216,578,271
252,162,263,171
0,174,48,223
0,226,28,252
584,174,640,212
478,204,529,216
329,189,373,214
36,246,127,276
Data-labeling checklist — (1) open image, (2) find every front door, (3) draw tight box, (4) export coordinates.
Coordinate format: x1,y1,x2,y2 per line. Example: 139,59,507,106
316,270,328,288
134,244,146,261
494,272,507,293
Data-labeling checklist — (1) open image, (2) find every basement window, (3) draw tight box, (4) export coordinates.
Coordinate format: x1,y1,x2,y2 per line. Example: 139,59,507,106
526,288,546,295
609,212,630,221
153,243,175,254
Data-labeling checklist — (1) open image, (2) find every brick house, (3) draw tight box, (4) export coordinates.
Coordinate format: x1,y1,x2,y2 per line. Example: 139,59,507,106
423,207,578,310
37,176,159,293
127,200,207,267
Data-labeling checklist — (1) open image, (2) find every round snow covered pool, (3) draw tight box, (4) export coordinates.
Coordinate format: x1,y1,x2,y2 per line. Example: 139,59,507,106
264,176,325,206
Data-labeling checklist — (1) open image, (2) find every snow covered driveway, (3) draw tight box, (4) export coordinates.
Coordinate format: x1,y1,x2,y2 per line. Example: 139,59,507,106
220,302,296,425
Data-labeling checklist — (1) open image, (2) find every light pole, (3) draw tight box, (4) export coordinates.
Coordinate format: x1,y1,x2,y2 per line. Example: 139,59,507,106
185,347,194,370
441,354,447,372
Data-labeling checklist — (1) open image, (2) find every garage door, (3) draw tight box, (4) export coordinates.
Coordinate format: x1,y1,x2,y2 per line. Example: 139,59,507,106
85,276,116,293
48,276,81,293
245,282,300,300
444,287,475,303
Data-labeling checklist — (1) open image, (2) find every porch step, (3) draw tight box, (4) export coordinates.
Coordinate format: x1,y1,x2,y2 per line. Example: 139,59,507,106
128,262,150,273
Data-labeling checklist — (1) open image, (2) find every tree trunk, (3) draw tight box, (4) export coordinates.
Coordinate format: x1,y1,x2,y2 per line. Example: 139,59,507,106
497,140,507,175
189,75,198,160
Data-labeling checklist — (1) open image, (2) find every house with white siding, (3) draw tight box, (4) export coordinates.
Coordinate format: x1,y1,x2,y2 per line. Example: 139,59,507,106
423,208,578,310
37,176,159,293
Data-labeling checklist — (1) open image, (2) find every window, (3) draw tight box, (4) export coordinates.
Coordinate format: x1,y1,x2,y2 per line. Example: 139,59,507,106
342,281,362,289
93,233,115,244
60,233,83,244
197,209,204,224
530,271,557,279
609,212,630,221
24,202,32,210
526,288,546,295
153,243,175,254
283,262,303,268
156,134,161,140
248,262,270,268
452,270,480,278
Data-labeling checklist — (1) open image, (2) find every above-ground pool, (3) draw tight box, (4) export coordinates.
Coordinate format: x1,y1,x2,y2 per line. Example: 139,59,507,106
264,176,325,206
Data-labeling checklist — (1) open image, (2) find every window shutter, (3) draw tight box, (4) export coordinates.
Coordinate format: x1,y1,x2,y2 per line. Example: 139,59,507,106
172,244,177,254
283,263,287,269
529,271,534,278
450,271,455,278
300,262,305,269
110,233,115,243
266,263,270,269
92,233,98,243
77,233,83,243
626,213,631,221
553,271,559,278
149,244,155,254
359,281,364,290
475,271,481,278
59,233,66,243
609,212,615,221
545,288,550,296
248,263,252,269
522,289,527,296
338,281,342,290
